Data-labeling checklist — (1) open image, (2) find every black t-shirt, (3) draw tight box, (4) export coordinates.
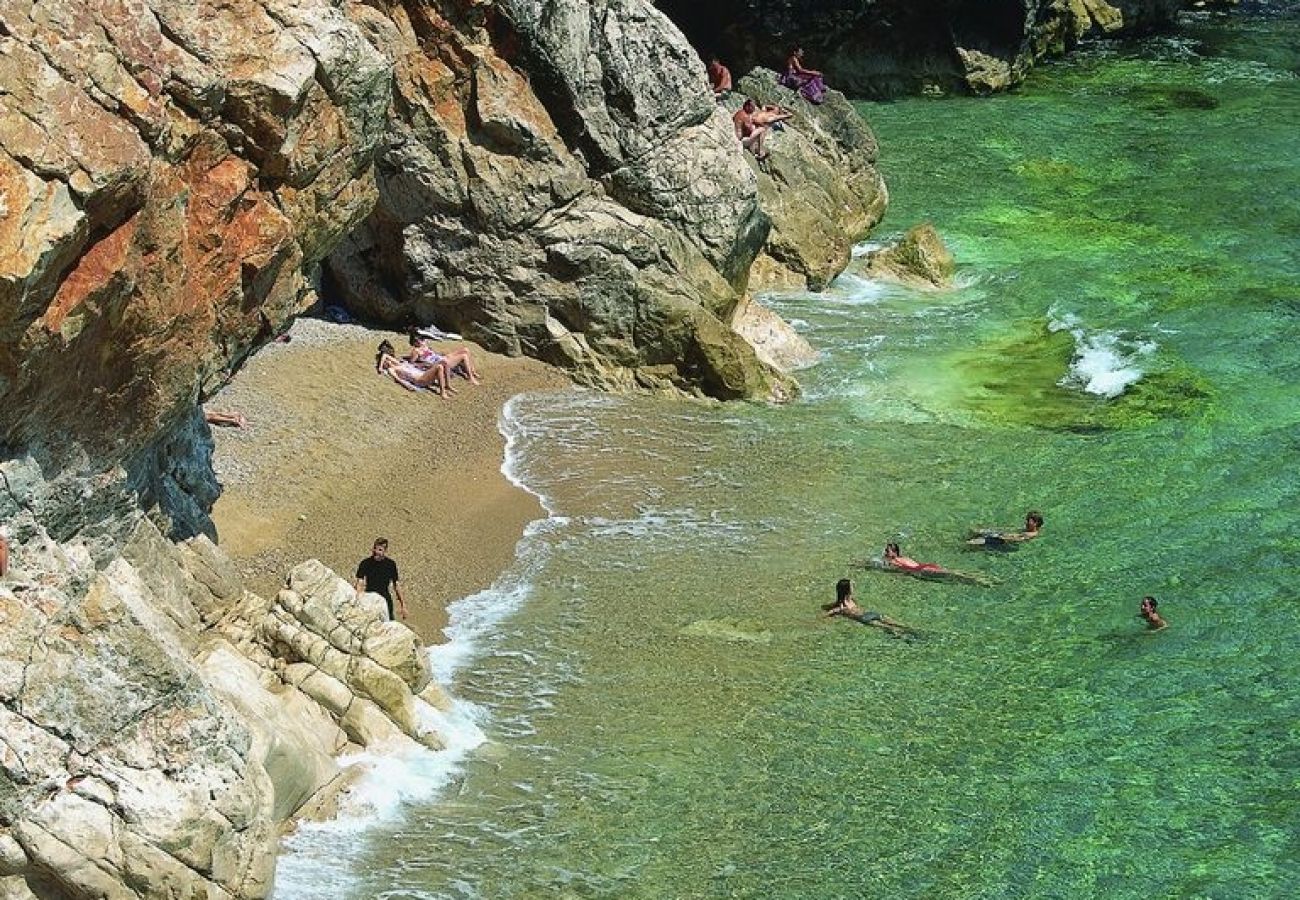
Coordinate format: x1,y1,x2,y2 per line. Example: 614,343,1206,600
355,556,399,599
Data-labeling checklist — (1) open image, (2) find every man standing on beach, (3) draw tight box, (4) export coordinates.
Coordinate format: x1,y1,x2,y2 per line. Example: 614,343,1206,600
355,538,407,621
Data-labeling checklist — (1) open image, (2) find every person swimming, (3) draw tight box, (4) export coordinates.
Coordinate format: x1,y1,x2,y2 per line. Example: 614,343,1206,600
881,543,998,586
1138,595,1168,631
967,511,1044,549
825,578,917,637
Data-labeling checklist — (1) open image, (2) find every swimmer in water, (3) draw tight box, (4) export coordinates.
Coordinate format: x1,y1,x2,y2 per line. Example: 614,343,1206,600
882,543,998,586
967,511,1044,548
1138,595,1168,632
824,579,917,637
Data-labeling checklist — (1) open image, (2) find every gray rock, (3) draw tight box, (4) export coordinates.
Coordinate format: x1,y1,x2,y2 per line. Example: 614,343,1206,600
734,69,888,291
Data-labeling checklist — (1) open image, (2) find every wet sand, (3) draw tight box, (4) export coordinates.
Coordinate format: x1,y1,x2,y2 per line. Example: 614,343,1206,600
207,318,569,642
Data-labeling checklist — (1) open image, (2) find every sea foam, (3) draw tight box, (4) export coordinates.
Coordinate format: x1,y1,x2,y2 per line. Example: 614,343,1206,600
1050,310,1155,398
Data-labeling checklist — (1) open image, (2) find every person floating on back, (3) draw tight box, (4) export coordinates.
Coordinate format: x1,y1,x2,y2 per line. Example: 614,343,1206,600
967,511,1044,549
355,537,407,621
1138,595,1168,631
882,542,998,586
825,578,918,637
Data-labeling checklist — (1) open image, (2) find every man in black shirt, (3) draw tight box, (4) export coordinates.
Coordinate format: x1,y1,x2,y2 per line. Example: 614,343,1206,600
354,537,407,620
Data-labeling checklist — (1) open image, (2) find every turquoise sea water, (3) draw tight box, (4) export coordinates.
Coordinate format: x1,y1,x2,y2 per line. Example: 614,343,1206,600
279,10,1300,898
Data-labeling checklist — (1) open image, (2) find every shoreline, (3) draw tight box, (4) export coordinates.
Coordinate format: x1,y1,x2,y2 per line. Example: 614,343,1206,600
207,317,570,643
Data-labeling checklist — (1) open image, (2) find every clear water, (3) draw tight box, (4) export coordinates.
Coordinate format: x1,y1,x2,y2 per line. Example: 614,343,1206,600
279,10,1300,898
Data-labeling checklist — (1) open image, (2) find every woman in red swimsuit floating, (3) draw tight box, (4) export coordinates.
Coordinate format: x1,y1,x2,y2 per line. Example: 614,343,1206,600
883,543,997,586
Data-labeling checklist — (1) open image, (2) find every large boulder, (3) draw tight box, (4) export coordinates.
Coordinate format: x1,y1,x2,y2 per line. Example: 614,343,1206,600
325,0,794,401
733,69,888,291
863,223,957,289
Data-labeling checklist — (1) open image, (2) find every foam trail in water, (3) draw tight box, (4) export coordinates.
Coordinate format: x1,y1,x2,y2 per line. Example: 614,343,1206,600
273,393,560,898
1050,309,1155,398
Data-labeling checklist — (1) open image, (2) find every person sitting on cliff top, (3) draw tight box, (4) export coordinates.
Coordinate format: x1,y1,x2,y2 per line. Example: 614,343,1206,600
967,511,1044,550
733,99,771,161
407,330,481,385
881,542,998,586
707,55,732,98
780,47,827,104
376,339,454,398
205,410,248,429
825,578,918,637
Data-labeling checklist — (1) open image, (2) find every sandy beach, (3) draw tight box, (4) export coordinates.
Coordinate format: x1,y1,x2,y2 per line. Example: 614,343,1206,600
206,317,569,642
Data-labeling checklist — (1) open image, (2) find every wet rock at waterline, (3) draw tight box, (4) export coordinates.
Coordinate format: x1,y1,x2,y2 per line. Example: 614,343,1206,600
863,224,956,290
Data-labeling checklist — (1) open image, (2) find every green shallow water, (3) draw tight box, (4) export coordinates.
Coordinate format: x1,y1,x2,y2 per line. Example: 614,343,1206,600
281,10,1300,899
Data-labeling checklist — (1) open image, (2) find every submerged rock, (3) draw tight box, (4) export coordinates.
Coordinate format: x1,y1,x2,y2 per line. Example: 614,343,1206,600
863,224,957,290
936,321,1215,431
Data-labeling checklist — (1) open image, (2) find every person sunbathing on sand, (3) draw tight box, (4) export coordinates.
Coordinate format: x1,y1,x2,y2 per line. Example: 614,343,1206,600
376,340,454,398
408,331,481,385
825,578,918,637
883,542,997,586
967,511,1044,549
205,410,248,428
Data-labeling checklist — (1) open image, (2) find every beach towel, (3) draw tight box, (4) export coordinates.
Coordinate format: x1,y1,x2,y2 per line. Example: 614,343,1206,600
417,325,463,341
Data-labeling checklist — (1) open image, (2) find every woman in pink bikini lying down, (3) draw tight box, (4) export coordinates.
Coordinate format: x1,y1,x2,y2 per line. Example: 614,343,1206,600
408,332,481,385
376,340,454,398
882,542,997,586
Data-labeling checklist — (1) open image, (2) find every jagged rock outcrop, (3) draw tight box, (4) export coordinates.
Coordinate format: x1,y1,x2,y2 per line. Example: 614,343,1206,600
657,0,1183,96
732,69,888,292
863,223,956,289
325,0,793,400
1,455,455,898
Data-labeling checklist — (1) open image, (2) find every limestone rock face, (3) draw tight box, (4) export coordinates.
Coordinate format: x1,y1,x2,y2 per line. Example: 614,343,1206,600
0,0,390,469
863,223,957,290
734,69,887,292
658,0,1182,97
0,458,460,899
325,0,793,401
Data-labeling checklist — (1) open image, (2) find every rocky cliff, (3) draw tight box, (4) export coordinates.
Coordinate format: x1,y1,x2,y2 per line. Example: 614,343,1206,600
657,0,1183,96
0,2,885,896
1,454,454,898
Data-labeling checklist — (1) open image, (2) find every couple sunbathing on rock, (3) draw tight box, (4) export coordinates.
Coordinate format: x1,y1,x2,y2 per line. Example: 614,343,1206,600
375,331,481,397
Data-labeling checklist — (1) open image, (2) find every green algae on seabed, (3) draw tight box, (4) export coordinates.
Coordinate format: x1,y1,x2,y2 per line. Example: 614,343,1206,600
942,322,1215,431
1123,83,1222,111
